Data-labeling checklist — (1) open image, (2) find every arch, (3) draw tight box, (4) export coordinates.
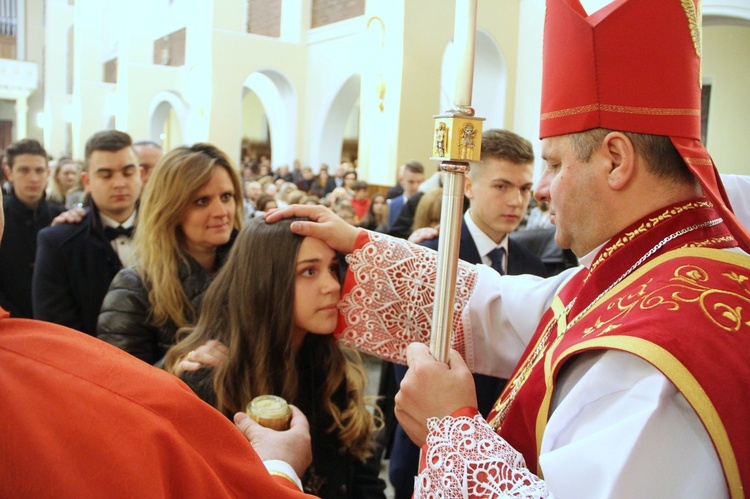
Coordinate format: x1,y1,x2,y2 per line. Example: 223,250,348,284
440,29,506,129
704,0,750,27
311,73,361,170
242,69,297,169
148,90,188,147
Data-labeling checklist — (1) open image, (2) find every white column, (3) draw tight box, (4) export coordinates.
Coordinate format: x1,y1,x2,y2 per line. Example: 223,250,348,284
16,0,25,60
15,95,28,139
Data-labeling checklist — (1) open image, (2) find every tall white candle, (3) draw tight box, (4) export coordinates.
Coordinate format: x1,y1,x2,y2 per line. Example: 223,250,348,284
454,0,478,108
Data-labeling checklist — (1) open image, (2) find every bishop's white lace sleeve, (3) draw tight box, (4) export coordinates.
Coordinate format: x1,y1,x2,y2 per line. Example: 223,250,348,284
415,413,549,499
337,232,478,364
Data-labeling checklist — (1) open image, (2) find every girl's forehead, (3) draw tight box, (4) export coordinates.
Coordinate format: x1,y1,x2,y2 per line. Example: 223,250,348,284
297,237,335,260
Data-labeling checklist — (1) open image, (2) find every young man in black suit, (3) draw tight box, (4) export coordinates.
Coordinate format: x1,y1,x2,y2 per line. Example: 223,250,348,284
0,139,65,318
386,160,425,231
33,130,143,336
388,129,547,499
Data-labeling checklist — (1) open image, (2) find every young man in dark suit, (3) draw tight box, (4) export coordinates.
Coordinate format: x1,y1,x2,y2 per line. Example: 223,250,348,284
0,139,65,318
32,130,143,336
388,129,547,499
386,160,425,231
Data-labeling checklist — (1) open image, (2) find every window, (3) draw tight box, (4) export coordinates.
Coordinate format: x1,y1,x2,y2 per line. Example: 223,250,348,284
246,0,281,38
311,0,364,29
700,84,711,145
103,58,117,84
153,28,186,67
0,0,17,59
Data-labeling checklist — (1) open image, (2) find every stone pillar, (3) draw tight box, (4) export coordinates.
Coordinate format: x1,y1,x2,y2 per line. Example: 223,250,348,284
14,95,28,140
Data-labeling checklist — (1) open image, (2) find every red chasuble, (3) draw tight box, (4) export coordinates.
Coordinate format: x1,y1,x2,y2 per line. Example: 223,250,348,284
487,199,750,498
0,312,310,497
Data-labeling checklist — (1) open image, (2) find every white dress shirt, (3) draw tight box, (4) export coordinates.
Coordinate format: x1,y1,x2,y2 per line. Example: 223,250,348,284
100,210,137,268
464,210,508,273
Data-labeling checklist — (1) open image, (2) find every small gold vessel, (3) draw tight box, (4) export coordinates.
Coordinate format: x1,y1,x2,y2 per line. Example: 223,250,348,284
246,395,291,431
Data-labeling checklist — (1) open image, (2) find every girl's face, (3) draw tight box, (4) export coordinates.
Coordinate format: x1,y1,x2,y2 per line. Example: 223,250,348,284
371,195,386,214
292,237,341,347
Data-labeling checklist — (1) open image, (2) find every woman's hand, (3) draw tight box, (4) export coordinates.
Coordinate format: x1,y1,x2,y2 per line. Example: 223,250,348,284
173,339,228,377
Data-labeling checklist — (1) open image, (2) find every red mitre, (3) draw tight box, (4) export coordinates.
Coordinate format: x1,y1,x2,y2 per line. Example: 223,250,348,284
540,0,750,252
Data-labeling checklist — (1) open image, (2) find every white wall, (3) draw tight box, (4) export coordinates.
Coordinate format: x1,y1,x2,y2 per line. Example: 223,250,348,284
42,0,749,183
703,24,750,174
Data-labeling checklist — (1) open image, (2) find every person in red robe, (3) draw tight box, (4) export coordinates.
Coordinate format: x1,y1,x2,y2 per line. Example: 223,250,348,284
1,311,319,498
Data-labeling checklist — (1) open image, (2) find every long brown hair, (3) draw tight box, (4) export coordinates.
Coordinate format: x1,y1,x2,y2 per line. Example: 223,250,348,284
166,217,377,460
358,192,389,230
135,143,244,328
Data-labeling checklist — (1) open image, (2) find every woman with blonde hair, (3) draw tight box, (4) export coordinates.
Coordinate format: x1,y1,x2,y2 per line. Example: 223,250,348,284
166,217,385,498
46,158,83,207
97,143,243,367
411,186,443,232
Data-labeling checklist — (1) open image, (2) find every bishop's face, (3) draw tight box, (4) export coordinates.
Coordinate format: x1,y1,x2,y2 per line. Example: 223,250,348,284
537,135,609,257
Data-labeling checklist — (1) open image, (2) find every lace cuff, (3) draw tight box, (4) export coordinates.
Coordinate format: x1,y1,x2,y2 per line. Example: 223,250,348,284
336,231,478,364
415,414,549,498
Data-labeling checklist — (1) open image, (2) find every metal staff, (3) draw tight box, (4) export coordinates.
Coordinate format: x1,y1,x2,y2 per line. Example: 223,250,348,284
429,0,484,364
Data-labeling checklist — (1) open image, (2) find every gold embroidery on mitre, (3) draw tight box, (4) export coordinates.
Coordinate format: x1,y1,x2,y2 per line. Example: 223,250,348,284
601,104,700,116
541,103,700,121
541,103,701,120
681,0,703,86
684,156,713,166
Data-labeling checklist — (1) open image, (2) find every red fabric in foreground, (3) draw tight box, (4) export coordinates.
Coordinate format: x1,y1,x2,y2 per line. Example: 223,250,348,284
0,309,311,498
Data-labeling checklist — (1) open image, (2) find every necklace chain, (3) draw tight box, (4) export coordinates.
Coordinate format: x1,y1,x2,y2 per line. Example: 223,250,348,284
560,217,722,335
490,217,723,428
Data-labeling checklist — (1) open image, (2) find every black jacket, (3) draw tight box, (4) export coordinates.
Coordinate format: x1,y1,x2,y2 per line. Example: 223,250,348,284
0,191,64,318
33,204,124,335
97,236,234,367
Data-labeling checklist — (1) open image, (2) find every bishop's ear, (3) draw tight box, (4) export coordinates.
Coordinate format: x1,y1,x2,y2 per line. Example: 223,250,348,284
602,132,635,191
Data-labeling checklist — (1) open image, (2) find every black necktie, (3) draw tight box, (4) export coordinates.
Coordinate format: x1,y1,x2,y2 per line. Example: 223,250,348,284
487,247,506,275
104,225,134,241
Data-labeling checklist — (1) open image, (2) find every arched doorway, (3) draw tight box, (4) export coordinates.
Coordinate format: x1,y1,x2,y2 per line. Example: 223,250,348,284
240,89,270,164
242,69,297,170
312,73,361,171
148,91,188,151
440,29,506,129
